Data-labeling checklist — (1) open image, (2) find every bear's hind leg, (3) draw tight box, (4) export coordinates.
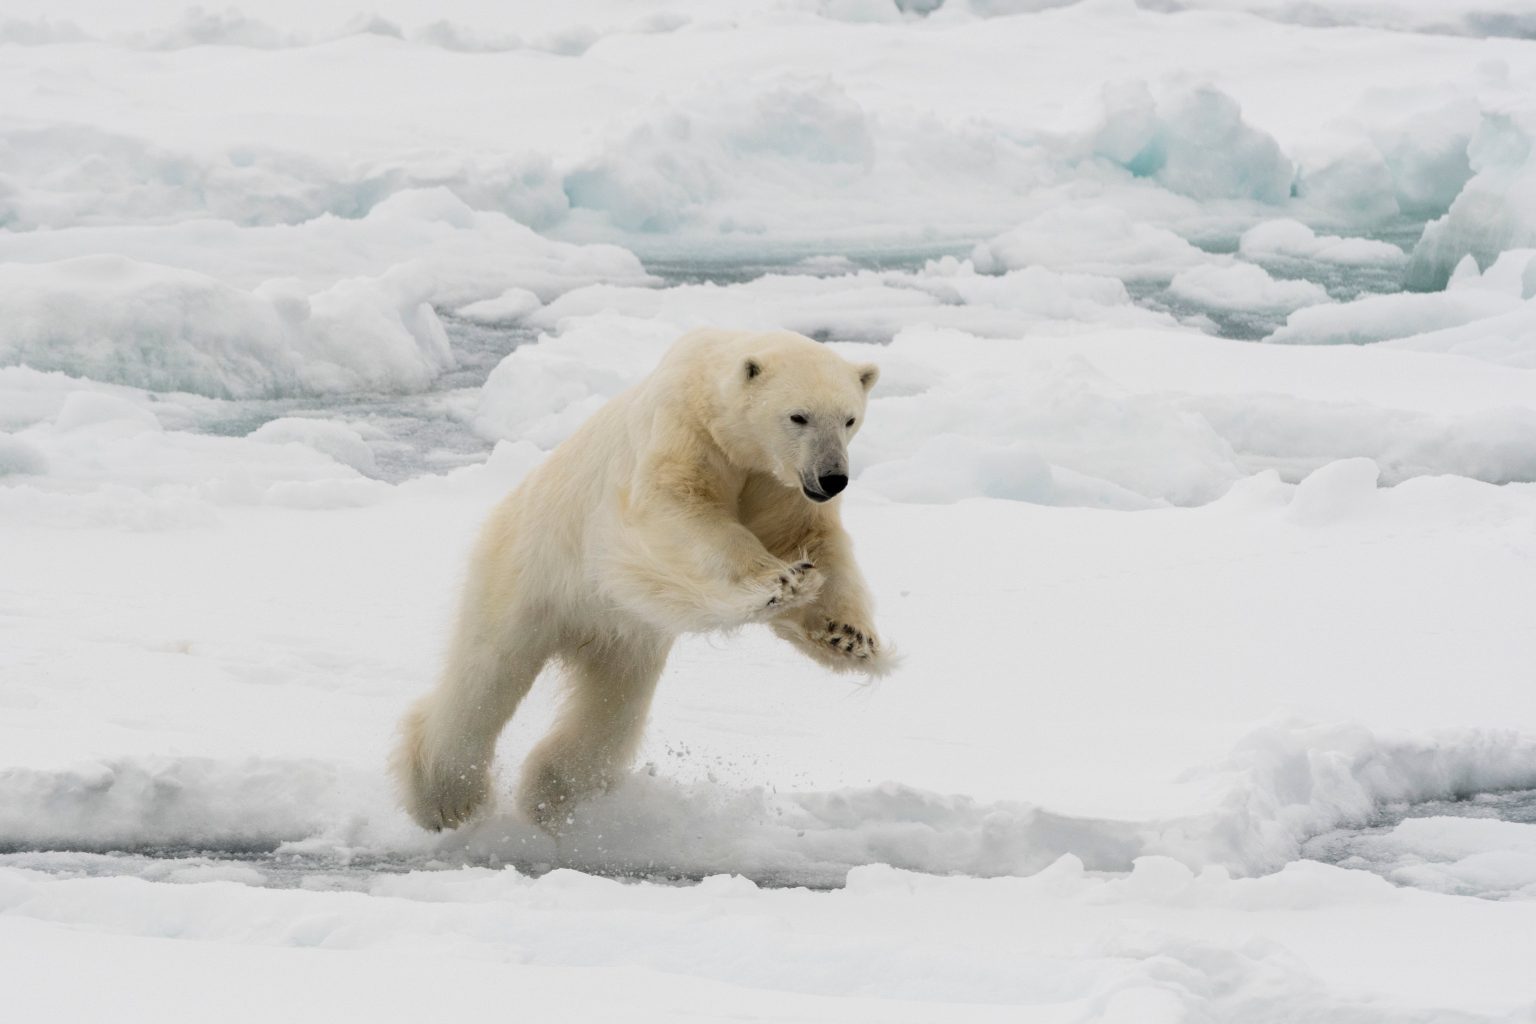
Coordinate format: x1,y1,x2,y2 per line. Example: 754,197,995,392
393,611,551,831
518,631,671,833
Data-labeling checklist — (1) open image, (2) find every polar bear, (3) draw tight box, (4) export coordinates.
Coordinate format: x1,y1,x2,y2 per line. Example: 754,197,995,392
394,327,889,832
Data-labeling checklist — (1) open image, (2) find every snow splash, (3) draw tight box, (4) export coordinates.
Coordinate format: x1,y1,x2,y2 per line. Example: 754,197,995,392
5,724,1535,893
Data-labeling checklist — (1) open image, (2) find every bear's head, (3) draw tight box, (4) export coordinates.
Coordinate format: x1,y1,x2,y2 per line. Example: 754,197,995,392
716,331,879,503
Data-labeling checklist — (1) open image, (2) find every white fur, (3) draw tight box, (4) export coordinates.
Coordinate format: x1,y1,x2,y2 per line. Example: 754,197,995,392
393,328,889,832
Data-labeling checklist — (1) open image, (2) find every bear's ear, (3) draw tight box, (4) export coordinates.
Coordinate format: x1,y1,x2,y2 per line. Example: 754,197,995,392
856,363,879,392
744,358,763,382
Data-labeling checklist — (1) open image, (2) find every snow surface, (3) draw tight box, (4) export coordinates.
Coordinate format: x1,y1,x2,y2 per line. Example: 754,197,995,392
5,1,1536,1021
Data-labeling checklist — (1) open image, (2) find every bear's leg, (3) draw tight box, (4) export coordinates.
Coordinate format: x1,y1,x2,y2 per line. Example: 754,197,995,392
517,631,672,832
606,518,826,634
767,523,895,677
393,612,552,831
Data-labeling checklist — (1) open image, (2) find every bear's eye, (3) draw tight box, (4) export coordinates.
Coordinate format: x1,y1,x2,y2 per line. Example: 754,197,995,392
846,417,856,428
789,414,808,426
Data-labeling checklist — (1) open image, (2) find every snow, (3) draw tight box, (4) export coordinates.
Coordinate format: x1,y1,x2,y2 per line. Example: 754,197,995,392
250,418,381,476
0,254,452,398
1167,261,1331,314
1406,111,1536,290
1240,218,1408,267
452,287,543,325
0,432,48,476
1266,289,1518,347
6,1,1536,1020
1090,83,1295,203
0,191,650,397
10,854,1534,1024
971,204,1210,283
1308,816,1536,900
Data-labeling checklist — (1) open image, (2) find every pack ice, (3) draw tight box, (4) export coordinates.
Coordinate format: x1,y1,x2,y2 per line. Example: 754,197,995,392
3,1,1536,1021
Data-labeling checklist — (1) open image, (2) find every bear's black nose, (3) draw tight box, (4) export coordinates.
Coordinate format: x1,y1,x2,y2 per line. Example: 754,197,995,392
817,474,848,497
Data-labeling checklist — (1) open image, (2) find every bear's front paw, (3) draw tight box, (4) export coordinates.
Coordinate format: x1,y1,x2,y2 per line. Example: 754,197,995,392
755,561,824,616
809,619,880,663
403,758,492,832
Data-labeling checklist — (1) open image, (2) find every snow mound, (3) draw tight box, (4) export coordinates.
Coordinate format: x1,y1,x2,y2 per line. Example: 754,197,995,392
1268,244,1536,364
1286,457,1382,526
1239,219,1406,266
53,392,162,434
0,758,362,853
565,77,876,233
972,204,1210,283
0,256,451,399
860,434,1162,509
0,755,1138,884
249,419,379,476
1165,724,1536,874
1190,395,1536,486
452,288,542,326
858,434,1057,505
0,190,653,398
475,315,682,448
0,405,392,520
1381,254,1536,368
1407,113,1536,290
0,188,649,304
1167,261,1331,314
859,336,1244,506
1266,289,1516,347
1092,83,1294,203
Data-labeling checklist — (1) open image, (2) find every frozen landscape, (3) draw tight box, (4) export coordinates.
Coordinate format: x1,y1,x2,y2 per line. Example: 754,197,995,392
3,0,1536,1020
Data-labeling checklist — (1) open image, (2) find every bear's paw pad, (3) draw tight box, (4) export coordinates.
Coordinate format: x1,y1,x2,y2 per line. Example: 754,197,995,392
810,620,879,661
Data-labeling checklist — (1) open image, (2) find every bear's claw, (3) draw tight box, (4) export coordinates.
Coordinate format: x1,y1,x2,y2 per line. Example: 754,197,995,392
411,761,492,831
760,561,821,613
809,619,879,660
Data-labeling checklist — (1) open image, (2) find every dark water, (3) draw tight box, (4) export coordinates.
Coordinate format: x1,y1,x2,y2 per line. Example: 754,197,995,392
1364,788,1536,827
1138,255,1411,340
184,320,539,483
0,845,843,892
1302,788,1536,899
642,243,971,286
